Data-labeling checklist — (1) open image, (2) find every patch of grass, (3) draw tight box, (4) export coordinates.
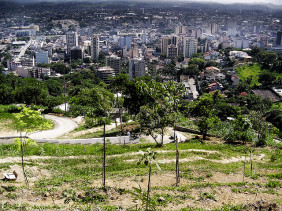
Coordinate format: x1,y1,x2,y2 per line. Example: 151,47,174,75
266,180,280,188
245,171,260,180
200,192,216,201
262,188,277,194
267,173,282,179
6,193,17,199
235,63,263,86
2,186,17,192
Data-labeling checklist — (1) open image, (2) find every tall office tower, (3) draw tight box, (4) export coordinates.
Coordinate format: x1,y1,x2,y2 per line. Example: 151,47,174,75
106,55,121,75
141,32,146,44
66,31,78,55
192,28,202,39
276,31,282,46
207,22,218,35
129,58,145,79
235,39,249,49
35,51,49,65
71,46,84,61
227,21,237,36
257,34,268,48
175,26,187,35
183,37,198,58
167,44,178,58
161,36,172,54
91,35,100,60
120,35,132,50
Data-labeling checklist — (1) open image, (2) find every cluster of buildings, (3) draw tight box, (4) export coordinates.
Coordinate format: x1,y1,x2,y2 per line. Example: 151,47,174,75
0,4,281,99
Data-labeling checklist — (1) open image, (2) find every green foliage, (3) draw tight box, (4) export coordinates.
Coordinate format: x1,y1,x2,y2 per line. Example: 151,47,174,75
14,138,37,151
14,105,53,133
138,148,161,170
126,185,157,211
138,104,173,146
196,116,220,140
235,63,264,86
6,193,17,199
199,192,216,201
69,86,113,117
266,180,281,188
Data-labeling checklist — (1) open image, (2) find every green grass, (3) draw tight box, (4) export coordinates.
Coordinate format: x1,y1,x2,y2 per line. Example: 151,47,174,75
235,63,263,86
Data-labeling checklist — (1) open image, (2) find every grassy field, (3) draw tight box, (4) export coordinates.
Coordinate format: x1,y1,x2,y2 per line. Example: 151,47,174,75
235,63,263,86
0,140,281,210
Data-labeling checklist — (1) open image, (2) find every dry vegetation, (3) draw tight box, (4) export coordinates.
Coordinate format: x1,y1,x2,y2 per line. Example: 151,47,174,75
0,137,281,210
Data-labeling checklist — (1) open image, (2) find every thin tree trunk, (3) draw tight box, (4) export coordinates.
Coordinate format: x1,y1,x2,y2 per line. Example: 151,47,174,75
161,128,164,146
103,120,106,189
175,120,180,186
243,151,246,182
20,132,29,187
146,166,151,211
250,151,253,173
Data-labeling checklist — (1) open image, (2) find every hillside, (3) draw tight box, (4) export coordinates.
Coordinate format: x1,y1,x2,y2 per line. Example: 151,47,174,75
0,141,281,210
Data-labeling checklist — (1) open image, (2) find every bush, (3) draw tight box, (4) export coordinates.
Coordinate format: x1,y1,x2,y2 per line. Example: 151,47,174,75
52,108,64,114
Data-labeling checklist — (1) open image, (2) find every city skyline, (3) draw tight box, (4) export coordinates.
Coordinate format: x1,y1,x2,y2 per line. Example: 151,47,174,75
5,0,282,5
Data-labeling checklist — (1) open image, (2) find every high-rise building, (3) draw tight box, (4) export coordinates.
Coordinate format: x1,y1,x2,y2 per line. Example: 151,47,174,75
71,46,84,61
66,31,78,55
235,39,249,49
91,35,100,60
167,44,178,58
207,22,218,35
106,55,121,75
175,26,187,35
129,58,145,79
276,31,282,47
183,37,198,58
35,51,49,65
97,66,115,84
227,21,237,36
161,36,172,54
120,35,132,49
257,34,268,48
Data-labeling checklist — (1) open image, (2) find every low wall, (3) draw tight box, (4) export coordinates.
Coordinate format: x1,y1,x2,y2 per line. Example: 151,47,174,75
175,126,213,137
34,136,139,145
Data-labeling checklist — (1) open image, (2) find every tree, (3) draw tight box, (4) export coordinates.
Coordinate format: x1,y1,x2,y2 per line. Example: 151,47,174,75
183,64,200,76
137,148,161,210
189,57,205,70
138,104,173,146
14,105,53,186
0,84,15,104
248,111,278,146
233,115,251,145
197,116,220,140
258,72,276,86
51,63,71,74
15,78,48,105
189,91,223,140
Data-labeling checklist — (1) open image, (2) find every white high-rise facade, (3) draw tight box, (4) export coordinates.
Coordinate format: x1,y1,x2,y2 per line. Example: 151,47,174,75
183,37,198,58
66,31,78,55
129,58,145,79
91,35,100,60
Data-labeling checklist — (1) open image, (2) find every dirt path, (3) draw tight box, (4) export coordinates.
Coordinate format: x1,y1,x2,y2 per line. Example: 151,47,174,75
29,115,78,139
60,123,118,139
0,149,265,165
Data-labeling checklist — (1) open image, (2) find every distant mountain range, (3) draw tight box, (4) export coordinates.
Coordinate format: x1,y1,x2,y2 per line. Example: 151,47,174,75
1,0,282,10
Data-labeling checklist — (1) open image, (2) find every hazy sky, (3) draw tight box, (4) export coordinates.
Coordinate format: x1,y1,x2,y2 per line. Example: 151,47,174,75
184,0,282,5
13,0,282,5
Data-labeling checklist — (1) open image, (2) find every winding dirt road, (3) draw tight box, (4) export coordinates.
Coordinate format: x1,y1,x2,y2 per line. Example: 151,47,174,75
28,114,78,139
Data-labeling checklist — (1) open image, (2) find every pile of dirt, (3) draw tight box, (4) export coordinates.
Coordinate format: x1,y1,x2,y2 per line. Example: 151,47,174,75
244,200,280,211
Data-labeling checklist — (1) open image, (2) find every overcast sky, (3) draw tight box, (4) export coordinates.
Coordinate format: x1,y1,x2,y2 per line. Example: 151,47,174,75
184,0,282,5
